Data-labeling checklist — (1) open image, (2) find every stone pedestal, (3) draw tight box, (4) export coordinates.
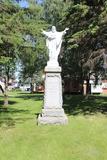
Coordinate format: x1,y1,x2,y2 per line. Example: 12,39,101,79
38,66,68,125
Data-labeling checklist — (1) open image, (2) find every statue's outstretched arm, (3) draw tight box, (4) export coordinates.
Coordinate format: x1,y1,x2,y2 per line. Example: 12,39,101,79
41,29,55,40
41,29,48,36
63,28,69,35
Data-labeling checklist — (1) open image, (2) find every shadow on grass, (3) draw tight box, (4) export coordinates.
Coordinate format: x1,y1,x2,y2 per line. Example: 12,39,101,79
0,116,33,128
15,92,43,101
0,107,29,114
0,100,17,106
63,94,107,116
0,92,42,128
0,107,31,128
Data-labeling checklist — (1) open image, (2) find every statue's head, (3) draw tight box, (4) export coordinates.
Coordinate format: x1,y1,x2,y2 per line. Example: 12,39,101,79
52,26,56,33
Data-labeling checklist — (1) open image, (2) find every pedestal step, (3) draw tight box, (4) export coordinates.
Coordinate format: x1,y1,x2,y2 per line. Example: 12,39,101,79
38,114,68,125
41,108,65,117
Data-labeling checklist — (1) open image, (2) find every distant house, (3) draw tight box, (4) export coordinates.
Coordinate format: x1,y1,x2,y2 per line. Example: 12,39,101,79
64,77,82,94
102,80,107,94
90,80,102,94
63,75,107,94
90,79,107,94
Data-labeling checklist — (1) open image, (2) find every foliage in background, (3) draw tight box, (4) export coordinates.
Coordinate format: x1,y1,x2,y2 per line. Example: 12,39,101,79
58,0,107,83
1,0,107,94
0,0,48,93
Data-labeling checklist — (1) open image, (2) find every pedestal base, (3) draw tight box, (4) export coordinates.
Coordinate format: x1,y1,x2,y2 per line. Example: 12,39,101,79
38,109,68,125
38,116,68,125
38,66,68,125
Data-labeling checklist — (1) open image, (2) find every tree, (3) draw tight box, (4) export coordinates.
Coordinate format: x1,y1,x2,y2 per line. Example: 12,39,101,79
16,1,48,92
0,0,48,104
0,1,21,107
43,0,71,27
58,1,107,94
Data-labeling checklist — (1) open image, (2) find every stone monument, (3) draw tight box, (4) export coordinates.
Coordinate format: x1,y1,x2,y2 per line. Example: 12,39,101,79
38,26,69,124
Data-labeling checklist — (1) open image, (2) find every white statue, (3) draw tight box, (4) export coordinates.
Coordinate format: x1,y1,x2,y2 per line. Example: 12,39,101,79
42,26,69,67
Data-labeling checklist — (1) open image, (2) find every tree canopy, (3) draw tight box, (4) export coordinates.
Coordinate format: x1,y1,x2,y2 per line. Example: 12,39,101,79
1,0,107,94
57,0,107,82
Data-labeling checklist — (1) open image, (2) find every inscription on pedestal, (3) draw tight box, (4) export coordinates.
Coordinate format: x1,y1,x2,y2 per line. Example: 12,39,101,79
44,74,62,108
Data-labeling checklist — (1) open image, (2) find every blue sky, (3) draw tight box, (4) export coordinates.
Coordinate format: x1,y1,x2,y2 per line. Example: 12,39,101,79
19,0,29,8
19,0,43,8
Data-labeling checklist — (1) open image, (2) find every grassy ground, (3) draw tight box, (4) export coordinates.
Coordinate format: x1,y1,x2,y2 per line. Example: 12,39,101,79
0,91,107,160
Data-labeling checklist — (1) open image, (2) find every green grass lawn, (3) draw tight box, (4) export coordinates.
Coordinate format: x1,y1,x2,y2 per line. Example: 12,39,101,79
0,91,107,160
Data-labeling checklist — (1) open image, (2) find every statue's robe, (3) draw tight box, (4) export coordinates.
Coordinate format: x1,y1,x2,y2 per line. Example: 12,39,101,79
42,31,64,61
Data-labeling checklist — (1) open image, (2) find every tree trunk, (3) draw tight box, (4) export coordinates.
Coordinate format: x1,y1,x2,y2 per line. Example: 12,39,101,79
83,80,87,96
30,77,35,93
4,94,8,107
30,82,33,93
3,76,8,108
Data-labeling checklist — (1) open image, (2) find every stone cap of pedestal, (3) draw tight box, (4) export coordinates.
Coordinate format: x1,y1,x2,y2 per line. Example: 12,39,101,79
45,66,62,73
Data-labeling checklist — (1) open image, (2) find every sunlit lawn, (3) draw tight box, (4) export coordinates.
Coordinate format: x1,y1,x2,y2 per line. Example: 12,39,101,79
0,91,107,160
